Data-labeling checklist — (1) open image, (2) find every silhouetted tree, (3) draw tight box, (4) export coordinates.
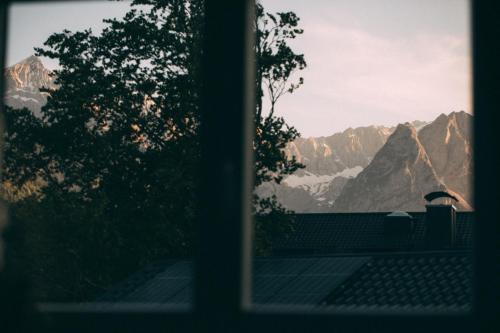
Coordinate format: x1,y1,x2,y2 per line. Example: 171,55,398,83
2,0,306,300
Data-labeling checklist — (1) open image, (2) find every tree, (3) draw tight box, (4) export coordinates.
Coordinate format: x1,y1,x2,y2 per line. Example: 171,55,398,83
2,0,306,300
252,3,306,253
254,3,305,188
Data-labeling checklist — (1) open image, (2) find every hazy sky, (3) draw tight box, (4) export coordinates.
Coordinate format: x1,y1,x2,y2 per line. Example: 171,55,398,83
7,0,471,137
7,1,131,69
261,0,471,136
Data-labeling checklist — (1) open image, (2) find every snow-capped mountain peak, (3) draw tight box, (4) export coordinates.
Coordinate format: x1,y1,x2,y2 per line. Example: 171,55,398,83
259,113,470,213
4,55,56,116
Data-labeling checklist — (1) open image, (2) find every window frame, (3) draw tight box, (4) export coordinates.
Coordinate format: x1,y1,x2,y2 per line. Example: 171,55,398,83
0,0,498,332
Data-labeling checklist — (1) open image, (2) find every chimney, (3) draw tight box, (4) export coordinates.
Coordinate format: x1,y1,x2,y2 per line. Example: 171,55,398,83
384,211,414,249
424,191,458,248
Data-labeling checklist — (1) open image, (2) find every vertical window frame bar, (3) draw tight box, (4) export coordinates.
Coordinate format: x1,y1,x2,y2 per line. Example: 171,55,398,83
471,0,500,330
195,0,254,331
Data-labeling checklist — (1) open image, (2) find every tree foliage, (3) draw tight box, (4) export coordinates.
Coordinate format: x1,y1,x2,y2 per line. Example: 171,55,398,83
2,0,305,301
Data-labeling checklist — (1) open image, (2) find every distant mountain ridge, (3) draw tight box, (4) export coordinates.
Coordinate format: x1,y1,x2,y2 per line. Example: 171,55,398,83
259,113,471,212
285,125,394,176
333,111,473,212
4,55,56,116
257,125,393,212
258,120,430,212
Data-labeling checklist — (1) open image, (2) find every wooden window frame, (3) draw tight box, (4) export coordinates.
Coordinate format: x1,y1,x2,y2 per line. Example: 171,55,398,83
0,1,498,332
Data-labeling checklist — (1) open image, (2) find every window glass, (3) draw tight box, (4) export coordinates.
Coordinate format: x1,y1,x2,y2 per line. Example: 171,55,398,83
252,0,473,312
2,1,203,306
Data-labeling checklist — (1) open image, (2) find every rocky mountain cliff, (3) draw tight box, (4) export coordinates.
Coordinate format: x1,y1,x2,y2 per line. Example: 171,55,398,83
285,125,394,176
260,125,395,212
260,113,471,213
333,111,472,212
259,121,428,212
418,112,473,204
4,55,56,116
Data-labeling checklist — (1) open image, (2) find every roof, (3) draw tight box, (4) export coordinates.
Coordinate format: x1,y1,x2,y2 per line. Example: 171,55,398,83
98,251,472,311
98,212,474,311
273,212,473,255
323,252,471,311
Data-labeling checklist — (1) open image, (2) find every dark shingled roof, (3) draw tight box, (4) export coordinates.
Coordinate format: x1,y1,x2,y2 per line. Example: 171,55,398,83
97,211,474,311
98,256,370,307
274,212,473,255
253,256,369,305
98,252,472,311
322,252,472,311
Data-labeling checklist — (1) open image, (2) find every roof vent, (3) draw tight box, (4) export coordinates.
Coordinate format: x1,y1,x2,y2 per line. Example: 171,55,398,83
386,211,412,218
384,211,414,249
424,191,457,248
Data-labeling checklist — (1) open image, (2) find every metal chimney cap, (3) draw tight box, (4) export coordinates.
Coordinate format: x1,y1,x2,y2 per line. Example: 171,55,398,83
424,191,458,203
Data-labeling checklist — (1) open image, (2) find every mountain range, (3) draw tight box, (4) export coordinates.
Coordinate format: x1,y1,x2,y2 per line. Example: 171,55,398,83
260,112,472,212
4,56,473,213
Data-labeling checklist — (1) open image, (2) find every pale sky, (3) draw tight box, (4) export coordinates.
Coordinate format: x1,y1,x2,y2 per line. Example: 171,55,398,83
7,0,471,137
6,1,131,69
261,0,472,136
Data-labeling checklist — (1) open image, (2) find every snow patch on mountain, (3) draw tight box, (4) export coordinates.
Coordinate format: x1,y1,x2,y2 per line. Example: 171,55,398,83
10,95,40,103
283,166,363,197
